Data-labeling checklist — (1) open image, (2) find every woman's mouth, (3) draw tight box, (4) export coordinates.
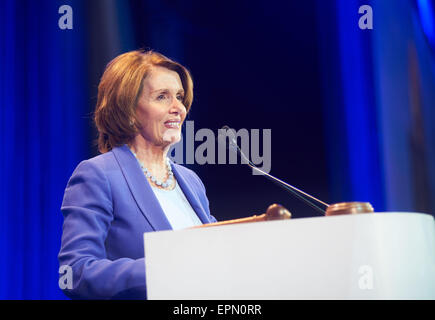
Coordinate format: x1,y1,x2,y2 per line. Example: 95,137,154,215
164,120,181,129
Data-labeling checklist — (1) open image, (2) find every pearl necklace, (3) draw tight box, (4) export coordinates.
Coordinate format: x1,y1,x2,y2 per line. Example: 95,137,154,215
131,150,174,189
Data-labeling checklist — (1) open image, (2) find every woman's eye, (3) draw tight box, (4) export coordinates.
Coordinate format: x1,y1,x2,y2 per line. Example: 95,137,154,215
177,95,184,101
156,94,166,100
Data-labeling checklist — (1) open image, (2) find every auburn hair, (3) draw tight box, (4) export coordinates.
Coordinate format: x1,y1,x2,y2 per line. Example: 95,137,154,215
94,50,193,153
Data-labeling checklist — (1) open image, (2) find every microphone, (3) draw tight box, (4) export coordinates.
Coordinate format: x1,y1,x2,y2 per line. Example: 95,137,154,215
219,125,329,215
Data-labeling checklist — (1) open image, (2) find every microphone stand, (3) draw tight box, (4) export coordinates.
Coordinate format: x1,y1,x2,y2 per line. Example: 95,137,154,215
221,126,329,216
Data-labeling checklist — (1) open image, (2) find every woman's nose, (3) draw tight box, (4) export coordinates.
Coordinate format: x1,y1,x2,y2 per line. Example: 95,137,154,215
170,97,185,114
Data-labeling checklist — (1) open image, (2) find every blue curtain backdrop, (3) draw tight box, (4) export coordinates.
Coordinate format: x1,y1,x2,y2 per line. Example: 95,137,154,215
317,0,385,209
1,0,434,299
0,0,89,299
317,0,435,213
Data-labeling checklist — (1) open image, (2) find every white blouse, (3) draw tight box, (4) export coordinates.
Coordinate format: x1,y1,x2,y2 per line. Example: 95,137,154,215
151,181,203,230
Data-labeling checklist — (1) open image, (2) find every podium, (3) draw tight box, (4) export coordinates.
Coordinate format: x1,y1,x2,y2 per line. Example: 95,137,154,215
144,212,435,299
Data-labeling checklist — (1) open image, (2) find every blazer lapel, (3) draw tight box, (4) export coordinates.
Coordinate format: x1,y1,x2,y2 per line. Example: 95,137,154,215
171,162,212,224
112,145,172,231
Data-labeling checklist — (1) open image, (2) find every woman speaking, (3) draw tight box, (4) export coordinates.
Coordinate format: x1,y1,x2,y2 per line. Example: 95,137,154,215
58,50,217,299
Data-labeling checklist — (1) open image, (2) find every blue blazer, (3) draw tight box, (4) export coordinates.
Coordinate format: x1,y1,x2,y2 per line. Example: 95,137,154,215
58,144,217,299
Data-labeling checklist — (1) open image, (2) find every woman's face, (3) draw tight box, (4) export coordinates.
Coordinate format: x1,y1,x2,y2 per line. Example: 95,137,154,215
135,66,187,147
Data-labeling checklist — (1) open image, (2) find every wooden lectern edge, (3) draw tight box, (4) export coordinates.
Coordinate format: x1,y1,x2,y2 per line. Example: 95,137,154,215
192,213,269,229
193,203,293,229
193,201,385,229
